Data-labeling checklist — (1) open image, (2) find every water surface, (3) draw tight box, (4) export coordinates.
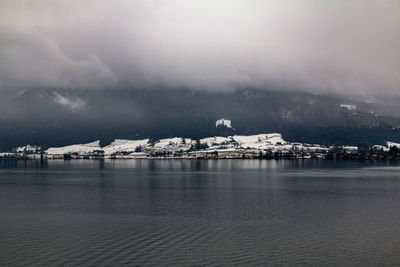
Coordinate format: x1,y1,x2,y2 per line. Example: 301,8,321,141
1,160,400,266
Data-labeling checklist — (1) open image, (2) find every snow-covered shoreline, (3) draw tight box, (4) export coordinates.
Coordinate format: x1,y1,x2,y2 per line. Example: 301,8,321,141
2,133,399,160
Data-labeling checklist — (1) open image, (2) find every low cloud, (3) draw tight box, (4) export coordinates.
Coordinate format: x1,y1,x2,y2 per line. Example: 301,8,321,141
0,0,399,96
53,92,86,110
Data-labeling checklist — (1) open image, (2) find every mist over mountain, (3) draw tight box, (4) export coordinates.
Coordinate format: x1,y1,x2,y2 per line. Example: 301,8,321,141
1,1,399,150
1,0,400,95
1,87,400,151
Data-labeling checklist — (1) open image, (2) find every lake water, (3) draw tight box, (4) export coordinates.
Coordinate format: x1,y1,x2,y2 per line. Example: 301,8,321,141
1,159,400,266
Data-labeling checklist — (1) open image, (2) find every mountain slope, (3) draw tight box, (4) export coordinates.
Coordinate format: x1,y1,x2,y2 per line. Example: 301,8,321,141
0,88,399,151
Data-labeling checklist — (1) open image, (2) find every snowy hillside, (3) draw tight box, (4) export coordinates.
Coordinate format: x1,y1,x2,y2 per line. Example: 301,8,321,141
46,140,101,155
200,134,287,150
102,139,149,155
43,133,325,157
153,138,193,152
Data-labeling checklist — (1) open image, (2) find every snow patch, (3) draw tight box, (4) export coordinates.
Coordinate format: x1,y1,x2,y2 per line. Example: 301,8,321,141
372,145,390,152
343,146,358,151
16,144,41,153
340,104,356,111
216,118,232,129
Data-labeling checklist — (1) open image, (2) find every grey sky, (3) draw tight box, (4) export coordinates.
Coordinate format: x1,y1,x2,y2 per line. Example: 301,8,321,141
1,0,399,95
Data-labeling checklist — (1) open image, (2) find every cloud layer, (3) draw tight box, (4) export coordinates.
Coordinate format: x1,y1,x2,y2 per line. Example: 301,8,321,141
1,0,399,95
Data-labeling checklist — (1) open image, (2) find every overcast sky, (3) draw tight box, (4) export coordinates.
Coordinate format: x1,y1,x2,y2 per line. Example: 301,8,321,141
1,0,399,95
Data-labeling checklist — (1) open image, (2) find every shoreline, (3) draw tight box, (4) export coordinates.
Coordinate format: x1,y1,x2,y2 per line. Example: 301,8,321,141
1,157,400,161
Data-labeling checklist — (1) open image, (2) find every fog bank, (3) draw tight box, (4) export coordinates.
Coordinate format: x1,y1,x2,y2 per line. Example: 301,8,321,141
1,0,399,95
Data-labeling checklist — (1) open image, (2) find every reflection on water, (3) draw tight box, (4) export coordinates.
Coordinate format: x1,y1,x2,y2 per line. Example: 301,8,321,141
1,160,400,266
